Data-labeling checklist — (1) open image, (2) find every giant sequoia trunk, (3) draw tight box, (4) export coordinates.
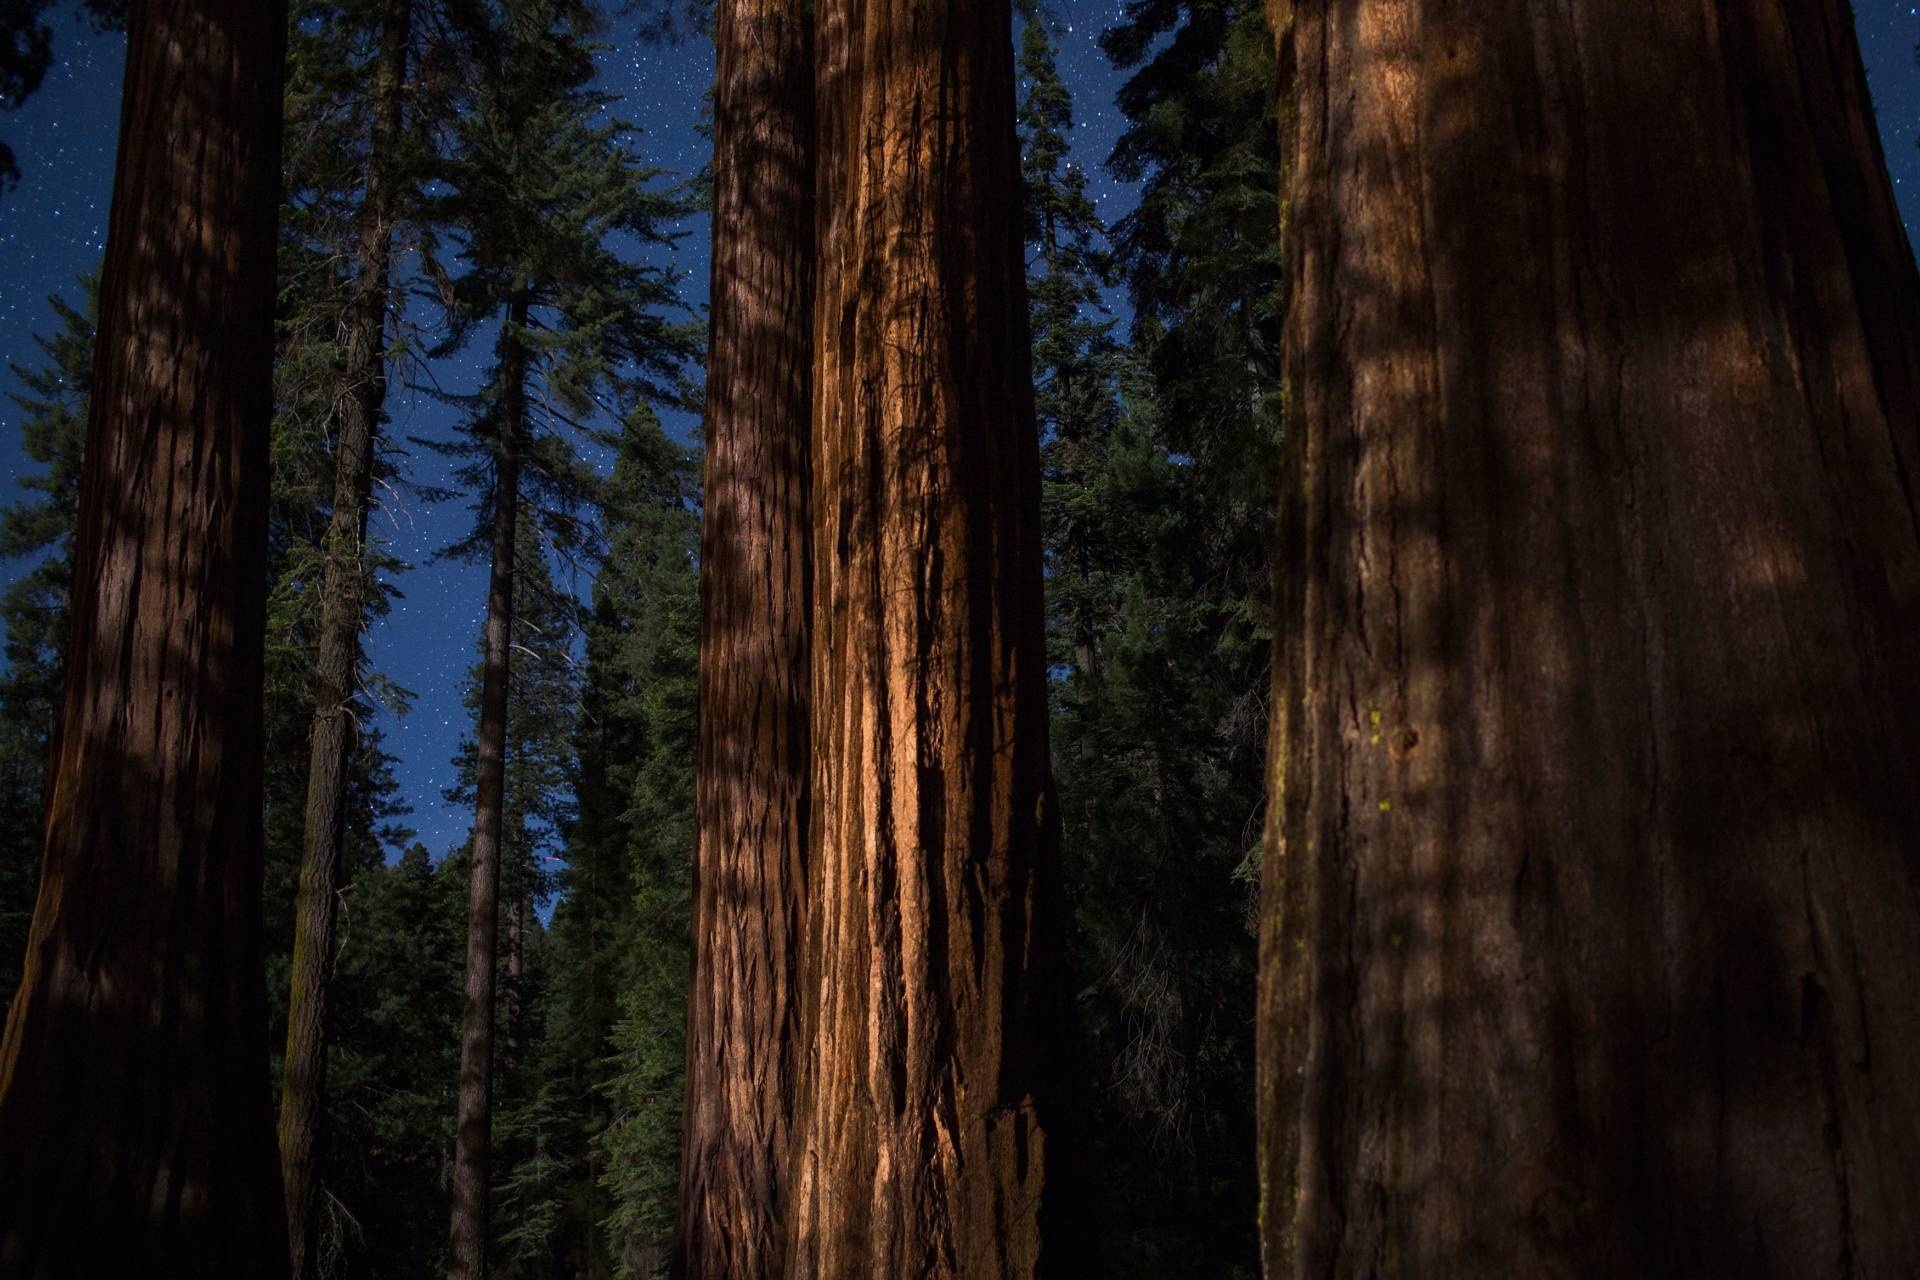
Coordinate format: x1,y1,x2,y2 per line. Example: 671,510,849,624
279,3,410,1271
0,2,290,1275
784,0,1061,1273
676,0,813,1271
1258,2,1920,1275
448,296,530,1280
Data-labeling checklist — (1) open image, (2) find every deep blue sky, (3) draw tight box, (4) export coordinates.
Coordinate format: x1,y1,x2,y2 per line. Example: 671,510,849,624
1,2,1917,857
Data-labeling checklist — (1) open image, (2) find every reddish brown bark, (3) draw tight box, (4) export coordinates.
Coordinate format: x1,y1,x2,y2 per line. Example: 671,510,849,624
279,4,410,1271
448,295,529,1280
783,0,1060,1273
1259,2,1920,1275
675,0,814,1270
0,2,290,1276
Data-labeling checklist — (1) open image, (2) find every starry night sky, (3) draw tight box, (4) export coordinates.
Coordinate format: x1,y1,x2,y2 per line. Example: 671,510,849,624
1,2,1917,857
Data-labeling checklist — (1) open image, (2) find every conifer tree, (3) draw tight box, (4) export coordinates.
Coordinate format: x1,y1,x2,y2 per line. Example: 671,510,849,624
0,0,290,1271
1041,4,1279,1268
586,410,701,1279
1021,15,1121,682
433,4,695,1272
0,277,93,1026
444,524,578,1276
273,2,460,1264
322,839,472,1275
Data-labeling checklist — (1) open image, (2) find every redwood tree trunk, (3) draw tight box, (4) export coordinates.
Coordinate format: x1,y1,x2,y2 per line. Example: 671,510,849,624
784,0,1060,1273
0,2,290,1276
279,3,410,1270
676,0,813,1271
448,296,529,1280
1259,2,1920,1275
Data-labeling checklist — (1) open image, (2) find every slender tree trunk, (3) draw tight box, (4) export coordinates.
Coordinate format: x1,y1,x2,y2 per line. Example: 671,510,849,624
784,0,1061,1273
1259,2,1920,1275
279,3,410,1270
676,0,813,1272
0,2,290,1276
504,894,523,1072
448,294,529,1280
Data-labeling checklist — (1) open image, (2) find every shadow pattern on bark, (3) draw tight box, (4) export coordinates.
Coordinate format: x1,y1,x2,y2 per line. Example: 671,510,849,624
1259,2,1920,1275
0,2,290,1275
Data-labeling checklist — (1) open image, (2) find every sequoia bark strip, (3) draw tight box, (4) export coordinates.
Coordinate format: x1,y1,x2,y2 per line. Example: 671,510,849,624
0,1,290,1276
279,3,410,1270
447,295,529,1280
784,0,1060,1274
1259,2,1920,1275
676,0,813,1271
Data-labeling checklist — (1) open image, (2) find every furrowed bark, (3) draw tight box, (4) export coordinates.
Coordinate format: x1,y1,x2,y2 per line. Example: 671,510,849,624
279,3,410,1271
1259,2,1920,1274
0,1,291,1275
675,0,814,1271
448,294,529,1280
785,0,1061,1274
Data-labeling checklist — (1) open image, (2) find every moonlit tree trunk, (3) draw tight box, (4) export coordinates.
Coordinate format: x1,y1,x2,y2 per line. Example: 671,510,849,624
0,2,290,1276
783,0,1062,1274
448,295,529,1280
676,0,813,1272
279,3,409,1271
1259,2,1920,1275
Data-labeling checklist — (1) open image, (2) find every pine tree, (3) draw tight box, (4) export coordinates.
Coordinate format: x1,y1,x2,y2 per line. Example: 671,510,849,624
586,411,701,1279
481,406,700,1280
1017,4,1285,1271
0,276,94,1026
442,528,579,1277
1022,14,1123,685
0,0,291,1271
433,4,697,1272
274,2,458,1264
323,839,473,1276
1261,3,1920,1274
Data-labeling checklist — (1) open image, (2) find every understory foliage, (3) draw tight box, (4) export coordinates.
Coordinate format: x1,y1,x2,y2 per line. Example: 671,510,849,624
1030,1,1281,1273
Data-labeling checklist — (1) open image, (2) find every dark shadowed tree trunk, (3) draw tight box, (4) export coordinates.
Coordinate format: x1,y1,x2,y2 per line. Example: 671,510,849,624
0,1,290,1276
675,0,812,1272
279,3,410,1271
504,894,523,1070
783,0,1061,1273
1259,2,1920,1275
448,294,529,1280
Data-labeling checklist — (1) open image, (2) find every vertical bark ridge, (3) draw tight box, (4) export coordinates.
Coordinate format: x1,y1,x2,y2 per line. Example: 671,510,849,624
676,0,814,1271
785,0,1060,1274
1259,2,1920,1275
0,2,291,1275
